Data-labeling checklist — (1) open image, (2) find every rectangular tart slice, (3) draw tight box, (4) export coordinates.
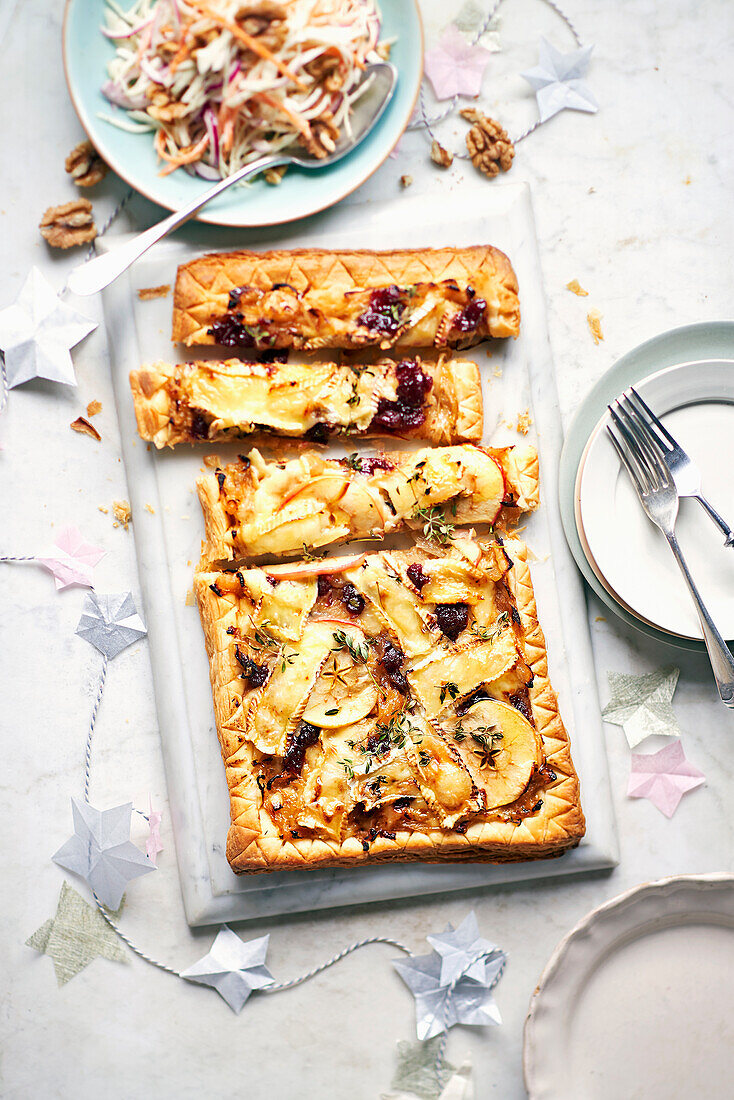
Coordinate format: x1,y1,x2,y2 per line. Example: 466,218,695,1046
129,356,482,449
197,443,540,564
194,535,584,872
172,246,520,350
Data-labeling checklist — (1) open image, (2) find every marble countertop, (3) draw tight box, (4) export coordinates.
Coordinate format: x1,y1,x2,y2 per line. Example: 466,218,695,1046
1,1,732,1097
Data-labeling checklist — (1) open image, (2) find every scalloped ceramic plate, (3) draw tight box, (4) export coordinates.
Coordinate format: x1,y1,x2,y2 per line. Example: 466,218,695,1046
524,874,734,1100
62,0,423,226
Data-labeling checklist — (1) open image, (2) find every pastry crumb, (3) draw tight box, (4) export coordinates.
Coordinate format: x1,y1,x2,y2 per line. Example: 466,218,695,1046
595,615,606,622
587,309,604,344
566,279,589,297
86,399,102,417
516,408,532,435
202,454,220,469
70,416,101,441
137,284,170,300
98,505,109,514
181,514,190,520
112,499,132,529
493,367,502,378
144,503,155,514
400,174,413,188
185,589,195,606
684,175,692,185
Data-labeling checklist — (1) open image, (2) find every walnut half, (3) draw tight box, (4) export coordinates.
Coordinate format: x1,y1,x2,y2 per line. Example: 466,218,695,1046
65,140,108,187
39,199,97,249
461,110,514,179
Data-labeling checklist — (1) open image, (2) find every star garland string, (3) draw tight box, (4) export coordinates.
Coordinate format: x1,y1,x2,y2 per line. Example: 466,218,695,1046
410,0,598,174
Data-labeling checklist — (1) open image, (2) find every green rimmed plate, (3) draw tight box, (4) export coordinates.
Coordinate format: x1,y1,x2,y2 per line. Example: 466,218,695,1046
559,321,734,651
62,0,423,227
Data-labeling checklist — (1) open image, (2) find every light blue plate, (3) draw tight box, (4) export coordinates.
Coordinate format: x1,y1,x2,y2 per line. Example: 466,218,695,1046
559,321,734,651
63,0,423,226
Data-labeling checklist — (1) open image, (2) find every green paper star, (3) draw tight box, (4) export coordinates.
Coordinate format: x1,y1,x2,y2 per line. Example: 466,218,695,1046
26,881,128,985
602,666,682,748
389,1037,456,1100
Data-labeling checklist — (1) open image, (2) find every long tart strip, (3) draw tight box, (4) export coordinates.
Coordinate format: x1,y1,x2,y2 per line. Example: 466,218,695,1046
172,246,520,350
196,443,540,564
129,356,482,448
193,534,585,873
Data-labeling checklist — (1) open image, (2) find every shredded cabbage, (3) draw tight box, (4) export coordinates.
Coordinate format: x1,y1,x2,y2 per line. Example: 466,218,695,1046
100,0,386,179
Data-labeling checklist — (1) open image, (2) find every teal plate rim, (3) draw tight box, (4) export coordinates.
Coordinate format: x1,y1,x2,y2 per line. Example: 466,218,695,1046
62,0,423,227
559,320,734,652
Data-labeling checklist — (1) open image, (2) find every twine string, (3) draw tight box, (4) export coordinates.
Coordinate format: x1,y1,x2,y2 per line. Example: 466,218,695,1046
411,0,586,157
263,936,412,993
434,949,507,1088
0,555,36,561
83,655,108,802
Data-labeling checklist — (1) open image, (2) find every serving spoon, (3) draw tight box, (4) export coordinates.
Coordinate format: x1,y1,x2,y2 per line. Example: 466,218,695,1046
67,62,397,297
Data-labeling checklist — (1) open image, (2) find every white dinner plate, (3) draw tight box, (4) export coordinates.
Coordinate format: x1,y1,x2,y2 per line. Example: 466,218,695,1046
574,359,734,640
523,874,734,1100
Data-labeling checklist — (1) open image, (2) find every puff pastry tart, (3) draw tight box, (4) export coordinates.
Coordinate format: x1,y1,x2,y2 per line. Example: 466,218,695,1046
172,246,520,350
196,443,539,564
194,535,585,872
129,356,482,448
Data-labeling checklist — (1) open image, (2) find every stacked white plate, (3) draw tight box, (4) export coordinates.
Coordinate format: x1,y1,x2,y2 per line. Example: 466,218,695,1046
560,326,734,646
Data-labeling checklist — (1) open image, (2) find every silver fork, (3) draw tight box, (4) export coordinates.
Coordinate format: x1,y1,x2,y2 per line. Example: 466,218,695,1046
607,401,734,707
625,386,734,547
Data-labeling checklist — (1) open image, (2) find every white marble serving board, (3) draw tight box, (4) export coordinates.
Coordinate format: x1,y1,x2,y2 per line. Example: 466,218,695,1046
99,183,617,926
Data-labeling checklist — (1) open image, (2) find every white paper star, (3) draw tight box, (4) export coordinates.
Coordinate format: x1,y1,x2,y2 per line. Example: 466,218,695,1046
52,798,155,909
521,37,598,124
180,926,274,1013
426,912,503,987
394,914,506,1040
602,666,682,748
0,267,96,389
36,525,105,590
75,591,147,659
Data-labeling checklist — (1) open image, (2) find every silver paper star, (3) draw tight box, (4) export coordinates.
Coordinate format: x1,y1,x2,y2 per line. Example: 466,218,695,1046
0,267,96,389
26,880,128,985
75,591,147,659
180,926,274,1013
52,798,155,909
393,915,506,1040
427,912,503,986
602,666,682,748
521,37,598,124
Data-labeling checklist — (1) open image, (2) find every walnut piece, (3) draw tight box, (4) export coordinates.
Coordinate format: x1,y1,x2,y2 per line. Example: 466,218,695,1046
70,416,101,441
304,51,345,92
264,165,288,185
39,199,97,249
65,140,108,187
147,91,190,123
430,140,453,168
461,110,514,178
400,174,413,188
302,112,340,158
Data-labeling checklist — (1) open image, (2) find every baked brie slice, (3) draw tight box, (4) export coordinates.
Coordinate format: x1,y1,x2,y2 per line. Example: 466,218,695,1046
172,246,520,350
196,443,540,564
194,535,585,873
129,356,482,448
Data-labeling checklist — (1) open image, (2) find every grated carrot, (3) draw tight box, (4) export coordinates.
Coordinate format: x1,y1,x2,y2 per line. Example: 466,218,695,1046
254,90,312,140
155,130,210,174
187,1,307,90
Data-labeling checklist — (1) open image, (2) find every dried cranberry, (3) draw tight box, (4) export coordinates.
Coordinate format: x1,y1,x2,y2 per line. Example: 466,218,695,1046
207,313,273,348
392,796,412,812
190,411,209,439
451,297,487,334
406,563,429,591
283,720,321,774
357,285,406,337
317,574,333,603
235,646,269,689
227,285,249,310
216,470,226,490
369,360,434,434
357,457,395,475
509,690,533,723
304,422,330,444
341,583,365,616
378,638,409,694
435,603,469,640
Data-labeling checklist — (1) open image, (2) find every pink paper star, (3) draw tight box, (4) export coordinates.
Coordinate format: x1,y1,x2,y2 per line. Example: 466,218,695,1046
36,526,105,590
146,801,164,865
628,741,705,818
424,25,492,101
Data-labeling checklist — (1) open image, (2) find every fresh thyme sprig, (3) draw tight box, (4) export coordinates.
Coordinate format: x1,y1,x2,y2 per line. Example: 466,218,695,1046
331,629,370,664
412,503,456,545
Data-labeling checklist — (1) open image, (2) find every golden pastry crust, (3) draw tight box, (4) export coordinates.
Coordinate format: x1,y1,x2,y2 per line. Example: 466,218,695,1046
196,443,540,565
172,246,520,350
129,357,483,449
194,537,584,873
